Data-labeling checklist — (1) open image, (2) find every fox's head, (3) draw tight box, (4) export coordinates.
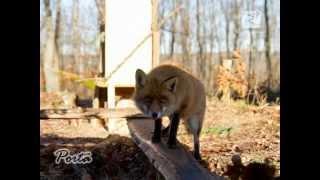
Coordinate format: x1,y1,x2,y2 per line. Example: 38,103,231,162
133,69,178,119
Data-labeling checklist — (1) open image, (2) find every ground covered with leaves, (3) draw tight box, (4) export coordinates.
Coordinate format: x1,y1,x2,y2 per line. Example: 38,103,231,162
178,97,280,179
40,93,279,180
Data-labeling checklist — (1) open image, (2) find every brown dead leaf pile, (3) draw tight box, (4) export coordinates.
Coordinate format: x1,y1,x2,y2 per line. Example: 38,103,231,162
214,50,248,100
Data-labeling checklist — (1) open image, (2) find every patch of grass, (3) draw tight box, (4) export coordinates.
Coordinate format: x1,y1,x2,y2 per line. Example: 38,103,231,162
233,100,249,110
202,126,233,135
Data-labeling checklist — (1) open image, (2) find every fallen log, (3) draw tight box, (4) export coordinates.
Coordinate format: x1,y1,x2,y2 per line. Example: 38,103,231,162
127,118,224,180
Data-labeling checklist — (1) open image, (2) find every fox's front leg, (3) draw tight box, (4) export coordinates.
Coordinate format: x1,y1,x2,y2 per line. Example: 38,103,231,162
161,123,171,137
152,118,162,143
167,112,180,148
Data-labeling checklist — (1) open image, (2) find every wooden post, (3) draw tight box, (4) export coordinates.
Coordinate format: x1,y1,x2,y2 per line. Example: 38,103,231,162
107,83,116,108
152,0,160,67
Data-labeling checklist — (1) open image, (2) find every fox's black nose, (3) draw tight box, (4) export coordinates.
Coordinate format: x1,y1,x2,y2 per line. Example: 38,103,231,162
152,112,158,119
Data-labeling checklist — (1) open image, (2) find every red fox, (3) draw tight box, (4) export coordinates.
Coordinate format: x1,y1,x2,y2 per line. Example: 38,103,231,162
133,64,206,160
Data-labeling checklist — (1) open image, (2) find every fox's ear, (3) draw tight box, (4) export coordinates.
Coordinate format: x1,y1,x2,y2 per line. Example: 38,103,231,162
164,77,178,92
135,69,146,88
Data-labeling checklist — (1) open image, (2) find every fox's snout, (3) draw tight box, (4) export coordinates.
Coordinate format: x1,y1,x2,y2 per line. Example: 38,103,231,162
152,112,159,119
148,101,165,119
135,99,166,119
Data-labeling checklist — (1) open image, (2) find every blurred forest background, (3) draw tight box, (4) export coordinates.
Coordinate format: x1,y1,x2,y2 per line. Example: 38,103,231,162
40,0,280,102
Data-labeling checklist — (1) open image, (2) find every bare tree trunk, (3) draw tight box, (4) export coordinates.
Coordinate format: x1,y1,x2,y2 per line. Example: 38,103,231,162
40,62,45,92
180,0,191,66
232,0,241,51
43,0,61,92
159,1,166,59
196,0,205,79
226,23,231,59
233,28,240,51
247,0,254,82
208,30,214,91
220,0,231,59
248,27,253,77
72,0,82,77
253,27,260,83
169,29,175,59
216,33,223,65
95,0,105,77
208,2,217,93
209,0,222,67
264,0,272,86
169,0,177,59
246,0,258,87
99,24,105,76
55,0,61,48
55,0,62,88
201,1,209,88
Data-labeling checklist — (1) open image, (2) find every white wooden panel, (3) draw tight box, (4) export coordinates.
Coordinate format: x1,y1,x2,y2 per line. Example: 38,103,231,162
105,0,152,86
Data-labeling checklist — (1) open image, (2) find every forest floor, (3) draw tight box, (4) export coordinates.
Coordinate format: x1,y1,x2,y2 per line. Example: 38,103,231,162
40,92,280,180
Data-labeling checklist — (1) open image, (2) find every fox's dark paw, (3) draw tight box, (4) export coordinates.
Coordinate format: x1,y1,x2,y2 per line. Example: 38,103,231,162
193,152,202,161
167,141,177,149
151,136,161,143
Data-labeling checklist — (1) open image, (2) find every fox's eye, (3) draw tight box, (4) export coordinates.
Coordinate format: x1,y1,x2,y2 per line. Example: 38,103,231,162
159,98,168,104
143,97,152,104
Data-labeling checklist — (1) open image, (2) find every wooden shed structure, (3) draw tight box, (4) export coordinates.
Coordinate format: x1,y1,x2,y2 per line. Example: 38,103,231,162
104,0,159,108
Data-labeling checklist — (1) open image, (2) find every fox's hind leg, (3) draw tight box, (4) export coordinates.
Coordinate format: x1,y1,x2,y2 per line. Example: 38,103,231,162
187,115,204,160
193,132,201,160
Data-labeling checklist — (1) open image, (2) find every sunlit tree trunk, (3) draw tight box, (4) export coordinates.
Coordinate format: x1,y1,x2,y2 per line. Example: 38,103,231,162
264,0,272,86
43,0,61,92
72,0,82,77
95,0,105,77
